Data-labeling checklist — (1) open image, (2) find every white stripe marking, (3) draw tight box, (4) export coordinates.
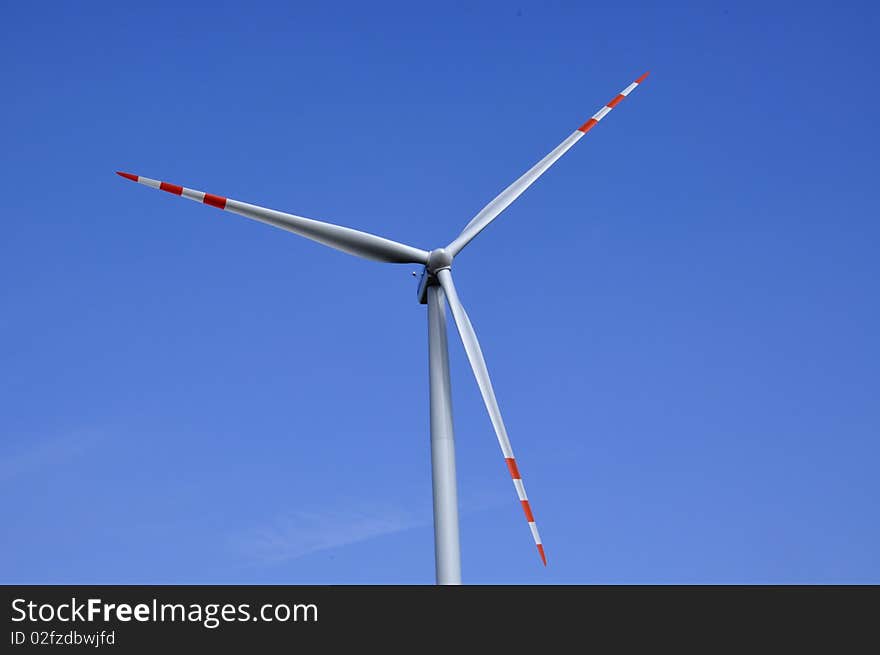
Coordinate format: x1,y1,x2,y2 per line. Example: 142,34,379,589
513,478,527,501
593,105,612,121
139,177,161,189
182,187,206,203
620,82,638,96
528,522,542,544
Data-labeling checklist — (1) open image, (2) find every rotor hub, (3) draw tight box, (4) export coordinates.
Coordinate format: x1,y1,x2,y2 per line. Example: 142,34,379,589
426,248,453,274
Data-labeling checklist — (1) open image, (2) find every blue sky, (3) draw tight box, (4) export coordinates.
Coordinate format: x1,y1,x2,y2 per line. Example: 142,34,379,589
1,1,878,584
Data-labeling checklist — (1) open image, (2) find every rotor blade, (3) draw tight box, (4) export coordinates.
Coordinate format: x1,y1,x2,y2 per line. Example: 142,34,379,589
116,172,430,264
435,269,546,566
447,71,650,257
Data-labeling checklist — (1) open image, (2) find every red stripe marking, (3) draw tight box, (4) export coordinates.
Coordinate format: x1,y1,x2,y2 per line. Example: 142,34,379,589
635,71,650,84
577,118,598,133
116,171,138,182
537,544,547,566
606,94,625,108
160,181,183,195
203,193,227,209
521,500,535,522
505,458,521,479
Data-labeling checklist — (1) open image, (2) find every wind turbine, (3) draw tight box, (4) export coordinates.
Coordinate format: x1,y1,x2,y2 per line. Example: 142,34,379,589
117,72,649,584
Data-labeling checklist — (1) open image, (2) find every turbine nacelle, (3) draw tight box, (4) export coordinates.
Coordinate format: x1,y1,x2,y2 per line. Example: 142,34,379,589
417,248,454,304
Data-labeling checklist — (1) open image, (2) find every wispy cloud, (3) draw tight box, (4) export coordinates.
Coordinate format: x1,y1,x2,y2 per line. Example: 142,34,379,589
233,502,428,563
0,430,102,483
230,485,509,565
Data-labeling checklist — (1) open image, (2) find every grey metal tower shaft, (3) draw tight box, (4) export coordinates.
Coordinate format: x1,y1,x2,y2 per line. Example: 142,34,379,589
426,283,462,585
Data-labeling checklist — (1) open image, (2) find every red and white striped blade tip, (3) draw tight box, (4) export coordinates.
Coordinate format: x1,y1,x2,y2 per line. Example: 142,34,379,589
116,171,138,181
538,544,547,566
636,71,650,83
